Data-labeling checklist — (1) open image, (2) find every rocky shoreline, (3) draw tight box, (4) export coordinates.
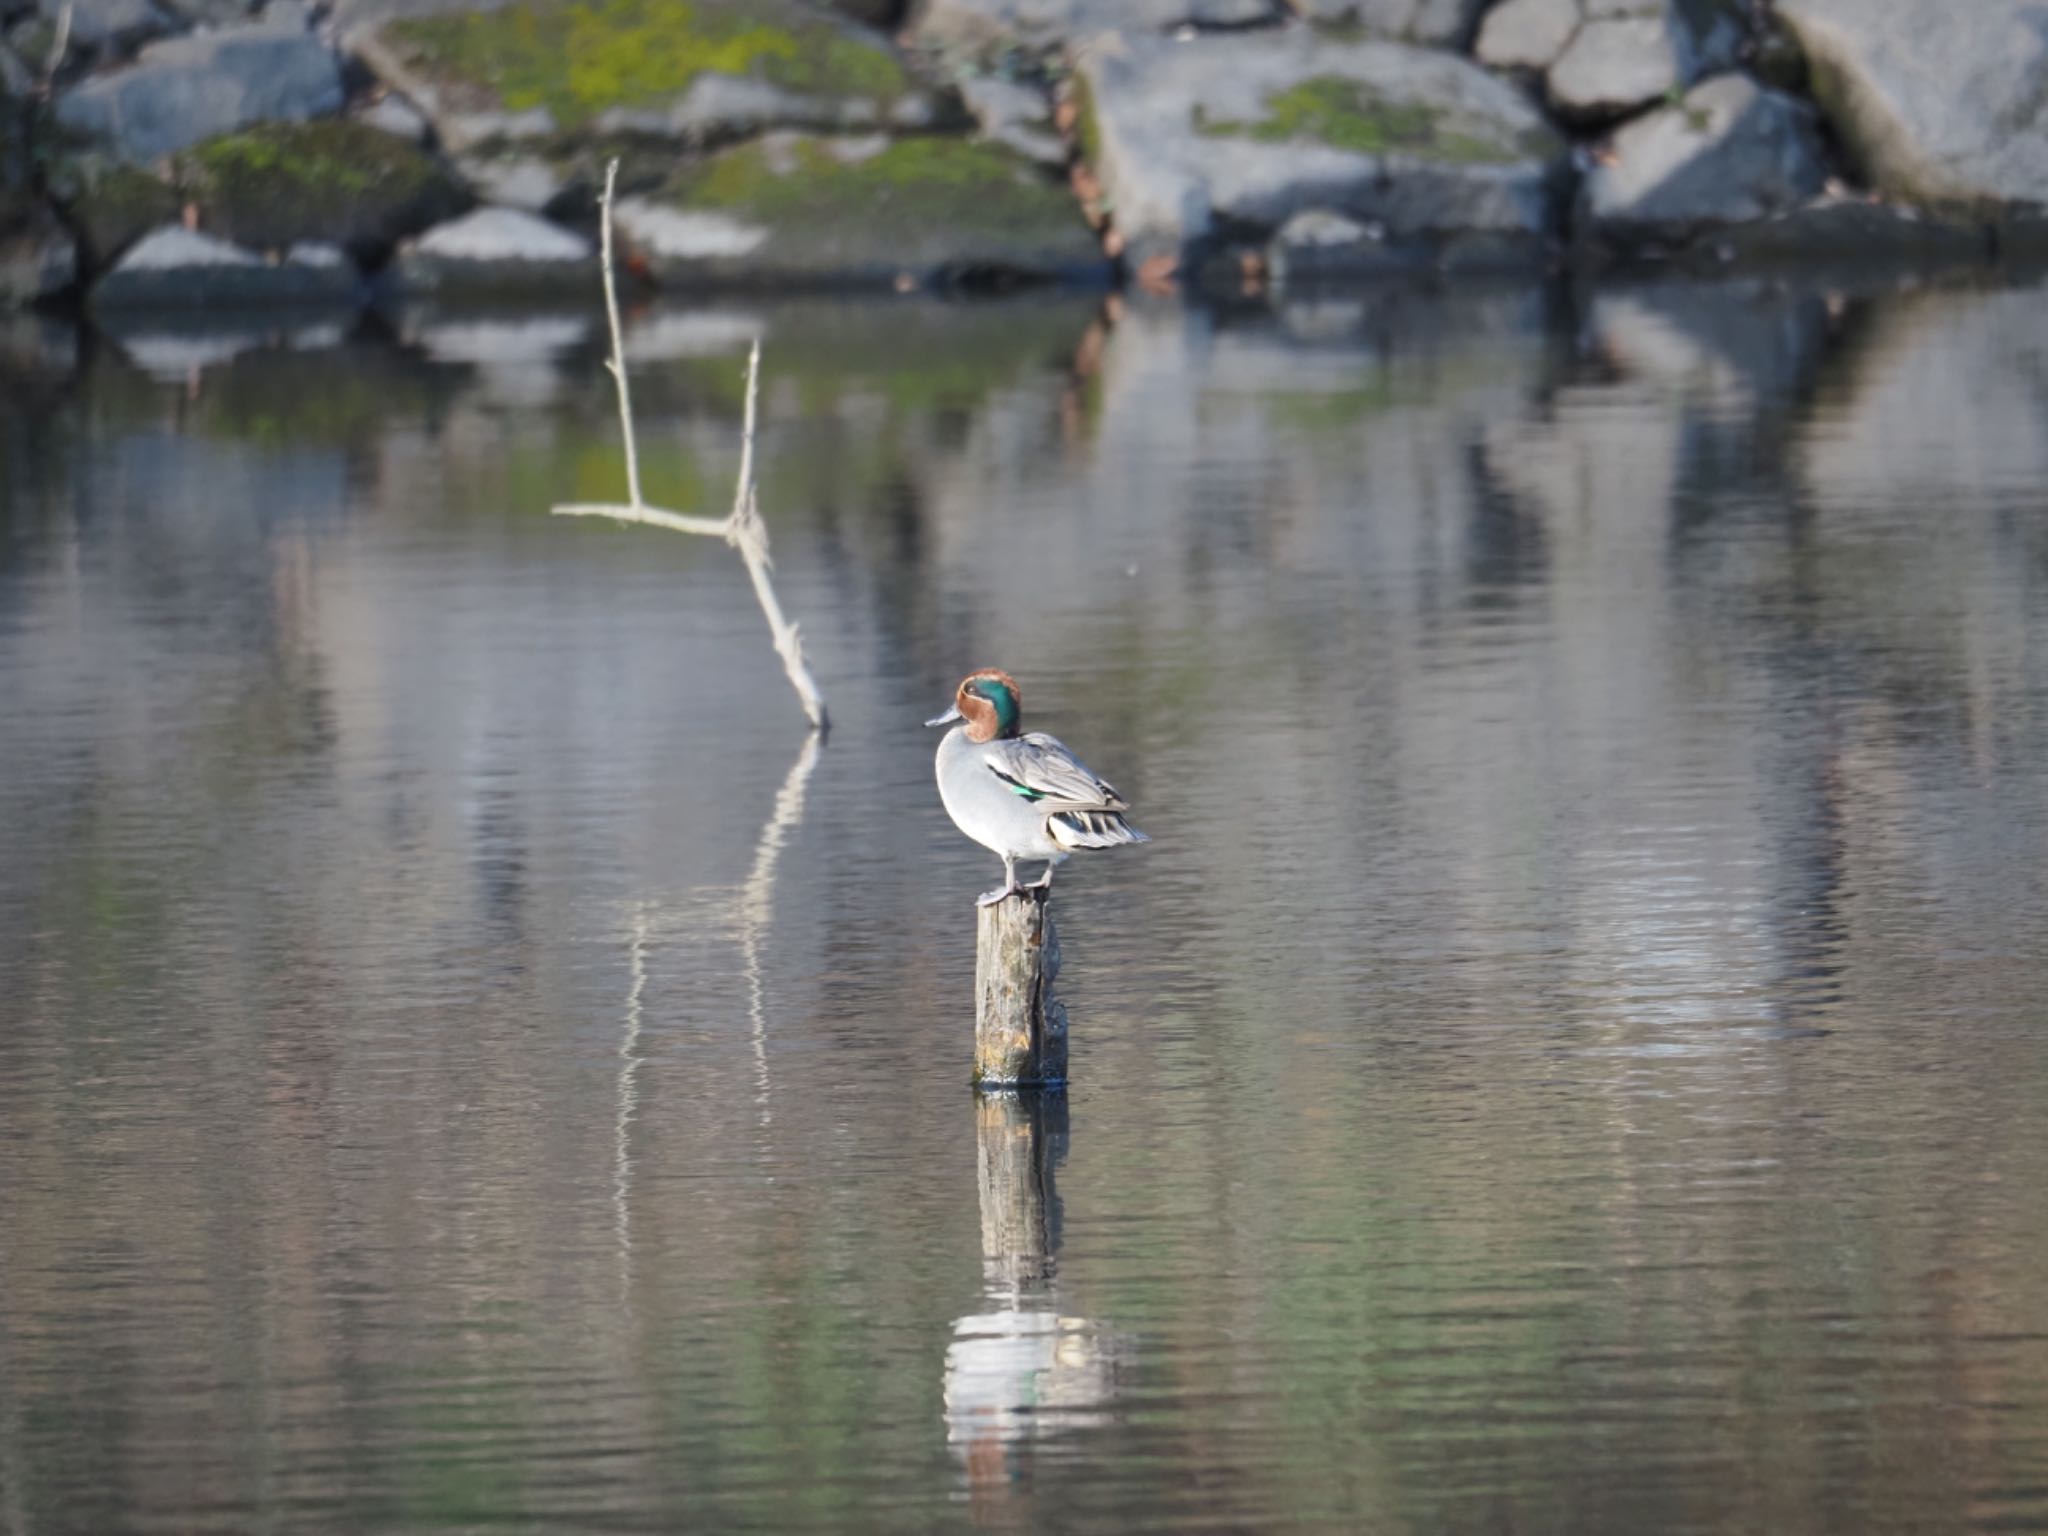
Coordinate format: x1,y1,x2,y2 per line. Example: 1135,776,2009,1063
3,0,2046,312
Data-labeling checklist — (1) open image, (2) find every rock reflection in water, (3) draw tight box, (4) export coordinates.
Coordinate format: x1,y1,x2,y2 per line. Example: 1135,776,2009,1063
946,1094,1129,1518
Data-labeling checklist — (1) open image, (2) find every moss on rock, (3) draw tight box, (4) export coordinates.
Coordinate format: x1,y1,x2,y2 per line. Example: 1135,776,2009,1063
382,0,912,132
47,152,181,270
633,133,1102,288
172,121,469,258
1197,75,1557,165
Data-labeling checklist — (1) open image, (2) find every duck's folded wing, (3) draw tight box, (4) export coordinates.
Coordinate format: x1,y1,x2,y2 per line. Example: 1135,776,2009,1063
984,733,1130,811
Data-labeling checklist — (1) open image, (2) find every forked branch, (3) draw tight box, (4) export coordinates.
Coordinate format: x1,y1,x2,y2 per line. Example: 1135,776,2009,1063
552,160,829,731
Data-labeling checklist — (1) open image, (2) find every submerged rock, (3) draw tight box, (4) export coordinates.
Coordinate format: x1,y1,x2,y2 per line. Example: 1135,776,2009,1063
389,205,595,298
90,225,360,307
351,0,939,155
56,22,344,163
615,132,1106,290
1776,0,2048,210
171,120,469,259
1076,28,1565,270
1580,74,1827,251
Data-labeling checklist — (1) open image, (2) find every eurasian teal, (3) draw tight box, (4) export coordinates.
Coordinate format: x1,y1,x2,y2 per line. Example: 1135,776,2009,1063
926,669,1149,906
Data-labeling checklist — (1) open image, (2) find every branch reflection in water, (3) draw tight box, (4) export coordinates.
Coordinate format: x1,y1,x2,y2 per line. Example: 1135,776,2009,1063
610,734,822,1282
945,1094,1129,1519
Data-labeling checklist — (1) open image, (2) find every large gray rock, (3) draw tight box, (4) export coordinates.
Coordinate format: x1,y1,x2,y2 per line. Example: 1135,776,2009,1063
55,23,344,163
1776,0,2048,209
389,205,595,298
1476,0,1746,120
615,132,1107,290
35,0,172,54
1580,74,1827,249
1077,28,1565,268
912,0,1277,51
351,0,940,155
89,224,359,307
1474,0,1577,69
1547,14,1682,117
1288,0,1488,48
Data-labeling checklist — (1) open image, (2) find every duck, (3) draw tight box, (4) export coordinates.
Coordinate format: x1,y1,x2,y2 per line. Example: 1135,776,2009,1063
926,669,1149,907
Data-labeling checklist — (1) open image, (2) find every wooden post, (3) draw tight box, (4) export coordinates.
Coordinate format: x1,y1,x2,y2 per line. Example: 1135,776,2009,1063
974,889,1068,1090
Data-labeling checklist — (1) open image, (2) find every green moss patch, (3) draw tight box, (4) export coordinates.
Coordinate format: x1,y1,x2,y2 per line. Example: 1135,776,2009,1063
384,0,911,131
1197,76,1554,165
172,121,468,256
636,134,1102,287
46,153,180,269
673,136,1064,230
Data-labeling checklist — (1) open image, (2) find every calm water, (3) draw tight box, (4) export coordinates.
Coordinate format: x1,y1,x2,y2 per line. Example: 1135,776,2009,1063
4,275,2048,1534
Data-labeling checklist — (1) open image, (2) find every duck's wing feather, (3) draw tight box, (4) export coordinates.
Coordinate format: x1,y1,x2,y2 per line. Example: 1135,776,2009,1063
984,732,1130,812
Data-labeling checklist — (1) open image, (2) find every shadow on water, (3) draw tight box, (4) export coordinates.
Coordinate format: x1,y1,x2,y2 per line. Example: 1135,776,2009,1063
946,1092,1128,1526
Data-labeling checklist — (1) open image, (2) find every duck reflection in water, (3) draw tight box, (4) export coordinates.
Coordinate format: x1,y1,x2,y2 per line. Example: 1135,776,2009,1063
944,1094,1129,1517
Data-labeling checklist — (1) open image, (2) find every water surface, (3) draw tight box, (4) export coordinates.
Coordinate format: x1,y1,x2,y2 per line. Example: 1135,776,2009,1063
4,277,2048,1533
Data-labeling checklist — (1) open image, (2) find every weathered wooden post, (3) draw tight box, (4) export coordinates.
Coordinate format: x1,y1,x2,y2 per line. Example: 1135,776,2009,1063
974,889,1067,1090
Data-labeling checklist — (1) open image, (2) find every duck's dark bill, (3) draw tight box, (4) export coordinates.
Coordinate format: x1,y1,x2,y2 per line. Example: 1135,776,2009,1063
925,705,963,727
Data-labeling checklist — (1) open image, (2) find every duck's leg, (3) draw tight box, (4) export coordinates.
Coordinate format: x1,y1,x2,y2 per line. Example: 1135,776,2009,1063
1025,860,1057,892
977,853,1021,907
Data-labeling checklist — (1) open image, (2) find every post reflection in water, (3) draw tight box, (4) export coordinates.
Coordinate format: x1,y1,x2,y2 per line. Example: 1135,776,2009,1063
945,1094,1128,1520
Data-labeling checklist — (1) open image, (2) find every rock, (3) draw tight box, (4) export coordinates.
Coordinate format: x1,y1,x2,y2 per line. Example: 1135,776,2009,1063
0,40,30,97
1775,0,2048,209
171,120,469,259
0,195,77,306
55,23,345,163
351,0,938,156
1265,206,1424,283
453,152,582,214
389,205,595,298
35,0,172,56
355,91,430,143
1546,14,1681,118
89,223,360,307
1287,0,1488,49
911,0,1277,52
156,0,255,26
1580,74,1827,249
1474,0,1578,70
958,73,1065,166
615,132,1107,290
1703,196,1988,271
1076,28,1565,268
45,151,181,269
820,0,903,25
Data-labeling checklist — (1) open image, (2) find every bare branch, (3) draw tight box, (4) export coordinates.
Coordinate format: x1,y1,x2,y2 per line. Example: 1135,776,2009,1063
553,502,729,537
551,159,829,733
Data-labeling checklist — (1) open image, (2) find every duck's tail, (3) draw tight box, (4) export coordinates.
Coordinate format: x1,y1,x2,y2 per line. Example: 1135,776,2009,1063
1048,809,1150,850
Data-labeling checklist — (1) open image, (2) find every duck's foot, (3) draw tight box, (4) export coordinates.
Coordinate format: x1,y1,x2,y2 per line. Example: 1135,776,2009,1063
1025,867,1056,891
976,884,1022,908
